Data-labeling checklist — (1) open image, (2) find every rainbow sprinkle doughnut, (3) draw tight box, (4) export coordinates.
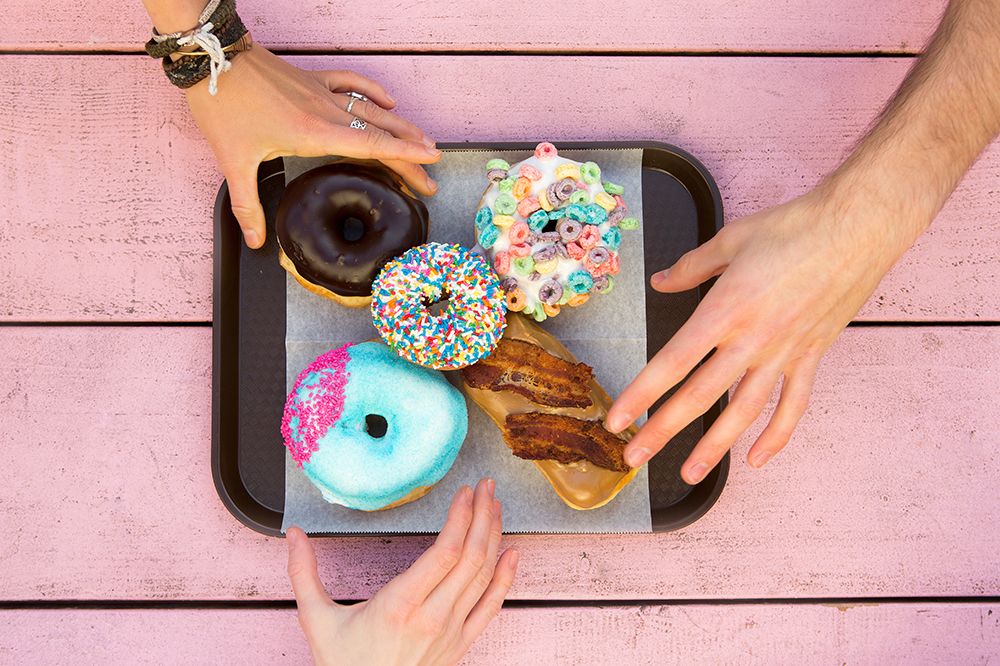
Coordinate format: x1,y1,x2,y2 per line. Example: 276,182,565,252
371,242,507,370
474,142,640,321
282,341,467,511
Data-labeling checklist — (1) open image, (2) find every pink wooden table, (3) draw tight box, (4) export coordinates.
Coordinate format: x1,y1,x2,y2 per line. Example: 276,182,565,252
3,1,1000,662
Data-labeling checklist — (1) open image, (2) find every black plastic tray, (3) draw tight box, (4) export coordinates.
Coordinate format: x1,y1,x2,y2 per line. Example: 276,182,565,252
212,141,728,537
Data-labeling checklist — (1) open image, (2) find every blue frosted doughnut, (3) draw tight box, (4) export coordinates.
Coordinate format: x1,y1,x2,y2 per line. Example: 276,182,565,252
281,341,467,511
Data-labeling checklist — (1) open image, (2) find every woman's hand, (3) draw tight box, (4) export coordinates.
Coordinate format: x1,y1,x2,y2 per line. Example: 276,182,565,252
286,480,519,666
185,45,441,249
606,182,919,483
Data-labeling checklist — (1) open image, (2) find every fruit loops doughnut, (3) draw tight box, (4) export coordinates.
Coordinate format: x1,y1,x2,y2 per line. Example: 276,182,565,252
371,242,507,370
473,142,640,321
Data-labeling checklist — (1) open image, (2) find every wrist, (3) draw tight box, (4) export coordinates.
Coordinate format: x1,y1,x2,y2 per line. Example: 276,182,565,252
818,150,936,256
143,0,208,34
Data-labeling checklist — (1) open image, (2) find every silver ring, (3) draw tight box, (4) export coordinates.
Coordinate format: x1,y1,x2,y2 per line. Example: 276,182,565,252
349,117,367,130
345,91,367,114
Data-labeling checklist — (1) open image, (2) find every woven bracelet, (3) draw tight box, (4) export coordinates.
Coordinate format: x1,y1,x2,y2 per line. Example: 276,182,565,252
145,0,248,95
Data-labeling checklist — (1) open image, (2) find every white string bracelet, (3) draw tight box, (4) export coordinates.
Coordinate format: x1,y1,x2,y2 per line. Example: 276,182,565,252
149,0,239,95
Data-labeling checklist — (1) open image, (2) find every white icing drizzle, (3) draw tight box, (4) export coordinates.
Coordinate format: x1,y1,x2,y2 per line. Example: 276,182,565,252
476,152,623,315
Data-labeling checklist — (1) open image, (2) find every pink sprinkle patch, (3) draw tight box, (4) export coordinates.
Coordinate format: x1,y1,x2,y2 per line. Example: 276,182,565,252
281,344,352,467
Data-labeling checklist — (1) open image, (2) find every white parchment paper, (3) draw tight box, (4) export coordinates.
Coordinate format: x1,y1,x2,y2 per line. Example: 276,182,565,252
280,149,651,534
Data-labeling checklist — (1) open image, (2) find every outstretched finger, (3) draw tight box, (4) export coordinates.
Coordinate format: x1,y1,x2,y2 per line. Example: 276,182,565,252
225,166,266,249
452,497,503,621
459,549,519,651
621,346,751,468
680,361,784,484
380,158,438,196
315,122,441,165
286,527,334,616
606,293,733,434
335,96,431,146
651,235,732,293
421,479,497,623
747,353,822,468
379,485,474,612
311,69,397,109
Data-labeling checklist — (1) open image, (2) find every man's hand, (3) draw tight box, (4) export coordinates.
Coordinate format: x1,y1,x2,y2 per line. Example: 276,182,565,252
185,46,441,249
608,0,1000,483
287,480,519,666
606,185,909,483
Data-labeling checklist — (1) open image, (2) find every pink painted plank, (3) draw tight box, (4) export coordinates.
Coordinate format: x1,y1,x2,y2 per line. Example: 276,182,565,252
1,56,998,322
0,1,945,53
1,326,998,601
1,604,998,664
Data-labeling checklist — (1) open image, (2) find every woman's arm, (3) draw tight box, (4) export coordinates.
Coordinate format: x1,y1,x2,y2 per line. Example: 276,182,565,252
607,0,1000,483
141,1,441,249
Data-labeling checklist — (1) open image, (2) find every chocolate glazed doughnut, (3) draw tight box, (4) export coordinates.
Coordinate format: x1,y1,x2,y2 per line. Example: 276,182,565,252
276,162,430,307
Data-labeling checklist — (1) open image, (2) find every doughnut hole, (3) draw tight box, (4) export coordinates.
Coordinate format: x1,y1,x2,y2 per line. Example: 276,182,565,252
365,413,388,439
340,215,367,243
423,289,452,318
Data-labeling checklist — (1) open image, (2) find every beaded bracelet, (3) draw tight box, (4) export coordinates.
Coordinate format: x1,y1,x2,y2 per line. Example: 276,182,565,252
145,0,248,95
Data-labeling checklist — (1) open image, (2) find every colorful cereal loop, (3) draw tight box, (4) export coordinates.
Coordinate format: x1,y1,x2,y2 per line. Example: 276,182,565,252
519,164,542,181
580,161,601,183
534,142,558,160
527,209,549,233
478,223,500,248
594,191,617,212
517,196,541,218
475,206,493,231
555,163,581,181
506,288,526,311
512,177,532,200
494,193,517,215
567,269,594,294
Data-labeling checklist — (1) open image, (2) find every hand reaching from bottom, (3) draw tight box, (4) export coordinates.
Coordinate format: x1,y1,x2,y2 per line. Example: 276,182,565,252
287,480,519,666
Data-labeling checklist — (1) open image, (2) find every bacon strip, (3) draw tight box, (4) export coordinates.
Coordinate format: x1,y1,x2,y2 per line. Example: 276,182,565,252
461,339,593,408
503,413,629,472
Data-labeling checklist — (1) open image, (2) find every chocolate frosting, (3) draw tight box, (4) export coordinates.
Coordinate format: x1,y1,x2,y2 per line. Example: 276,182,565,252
276,162,429,297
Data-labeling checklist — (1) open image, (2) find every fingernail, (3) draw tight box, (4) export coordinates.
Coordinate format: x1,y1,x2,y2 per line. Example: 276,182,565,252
509,550,520,569
386,93,396,105
244,229,261,248
651,270,668,287
687,462,710,484
750,451,772,468
605,412,628,434
486,478,496,496
424,147,442,158
426,175,438,194
625,447,651,468
462,486,474,505
421,136,436,149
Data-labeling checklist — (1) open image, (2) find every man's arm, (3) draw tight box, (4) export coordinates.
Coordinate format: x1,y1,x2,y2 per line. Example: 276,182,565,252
607,0,1000,483
834,0,1000,249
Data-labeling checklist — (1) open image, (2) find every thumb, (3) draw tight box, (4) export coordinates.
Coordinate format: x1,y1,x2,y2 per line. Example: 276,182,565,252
225,166,266,249
651,236,731,293
286,527,333,614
